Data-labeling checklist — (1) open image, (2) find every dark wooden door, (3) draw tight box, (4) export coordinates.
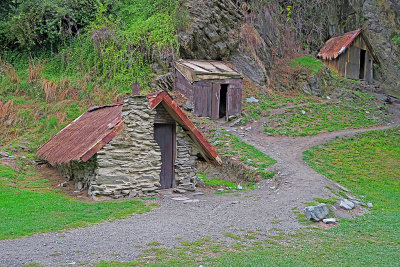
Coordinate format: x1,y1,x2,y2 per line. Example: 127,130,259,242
154,123,175,189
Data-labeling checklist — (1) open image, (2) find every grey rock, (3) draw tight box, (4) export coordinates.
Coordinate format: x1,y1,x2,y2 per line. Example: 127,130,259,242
58,182,68,187
171,197,190,201
183,199,200,204
246,97,259,103
191,192,204,196
322,218,337,224
304,204,330,221
340,199,355,210
217,188,224,192
173,188,186,194
184,101,193,111
335,183,349,192
229,118,242,127
367,202,373,208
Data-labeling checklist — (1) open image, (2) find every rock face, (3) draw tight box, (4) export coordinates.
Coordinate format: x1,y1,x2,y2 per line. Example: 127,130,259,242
304,204,330,221
178,0,275,86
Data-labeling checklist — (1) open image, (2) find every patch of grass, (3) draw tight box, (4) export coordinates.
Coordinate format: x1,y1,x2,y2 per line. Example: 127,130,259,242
224,232,242,240
264,90,388,136
146,242,162,247
0,163,152,240
314,197,338,205
290,56,325,74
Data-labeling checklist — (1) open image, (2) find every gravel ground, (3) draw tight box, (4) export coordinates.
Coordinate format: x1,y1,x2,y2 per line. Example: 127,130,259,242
1,101,399,267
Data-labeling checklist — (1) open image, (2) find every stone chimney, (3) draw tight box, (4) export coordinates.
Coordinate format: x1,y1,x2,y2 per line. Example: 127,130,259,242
132,82,140,96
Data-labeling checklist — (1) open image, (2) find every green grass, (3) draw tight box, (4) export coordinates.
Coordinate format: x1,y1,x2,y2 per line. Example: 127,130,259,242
241,92,320,124
289,56,325,74
264,90,388,136
96,127,400,266
0,163,152,240
210,130,276,179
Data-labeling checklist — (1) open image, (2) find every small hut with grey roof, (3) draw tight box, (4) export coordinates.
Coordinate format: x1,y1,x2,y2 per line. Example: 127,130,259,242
174,59,243,120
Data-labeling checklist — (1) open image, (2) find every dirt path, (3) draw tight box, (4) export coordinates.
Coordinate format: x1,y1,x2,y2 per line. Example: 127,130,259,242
1,103,399,266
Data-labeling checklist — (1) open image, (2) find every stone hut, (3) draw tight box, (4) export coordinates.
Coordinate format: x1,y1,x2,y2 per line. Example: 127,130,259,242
37,91,222,200
318,29,379,83
174,59,243,120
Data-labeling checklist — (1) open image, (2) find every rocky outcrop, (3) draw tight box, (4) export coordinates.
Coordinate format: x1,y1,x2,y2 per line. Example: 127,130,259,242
178,0,275,87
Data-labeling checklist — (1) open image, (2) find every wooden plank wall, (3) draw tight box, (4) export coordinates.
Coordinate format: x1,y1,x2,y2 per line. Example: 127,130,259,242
175,70,194,100
226,79,243,117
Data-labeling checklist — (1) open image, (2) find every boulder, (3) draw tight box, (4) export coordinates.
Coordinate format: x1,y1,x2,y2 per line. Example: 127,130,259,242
304,204,330,221
340,199,355,210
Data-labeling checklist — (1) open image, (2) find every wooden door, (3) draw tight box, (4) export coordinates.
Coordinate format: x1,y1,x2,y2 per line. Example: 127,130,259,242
154,123,175,189
211,83,220,120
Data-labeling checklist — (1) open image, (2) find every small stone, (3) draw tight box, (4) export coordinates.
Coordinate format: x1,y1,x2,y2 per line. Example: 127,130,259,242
173,188,186,194
191,192,204,196
58,182,68,187
171,197,190,201
301,110,306,115
322,218,337,224
304,204,330,221
237,184,243,190
246,97,259,103
367,202,373,208
229,118,242,127
183,199,199,204
340,199,355,210
217,188,224,192
335,183,349,192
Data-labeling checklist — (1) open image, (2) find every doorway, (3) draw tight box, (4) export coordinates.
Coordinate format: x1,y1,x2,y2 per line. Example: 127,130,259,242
219,84,228,118
154,123,175,189
359,49,366,80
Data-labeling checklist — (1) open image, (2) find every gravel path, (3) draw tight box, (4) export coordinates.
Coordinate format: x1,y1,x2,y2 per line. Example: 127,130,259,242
1,102,399,266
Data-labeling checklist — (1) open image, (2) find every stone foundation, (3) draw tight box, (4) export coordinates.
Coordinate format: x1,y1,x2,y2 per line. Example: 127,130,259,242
91,96,162,199
175,125,199,191
56,156,97,190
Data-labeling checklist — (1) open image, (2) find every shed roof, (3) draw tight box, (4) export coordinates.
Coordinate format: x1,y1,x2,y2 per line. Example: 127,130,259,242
318,29,379,62
37,92,222,166
175,59,242,83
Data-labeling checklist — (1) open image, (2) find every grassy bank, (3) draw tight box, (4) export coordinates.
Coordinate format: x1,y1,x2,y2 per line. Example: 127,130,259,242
0,163,155,240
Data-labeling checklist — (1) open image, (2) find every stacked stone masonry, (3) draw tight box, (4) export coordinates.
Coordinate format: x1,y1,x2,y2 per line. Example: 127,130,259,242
91,96,162,199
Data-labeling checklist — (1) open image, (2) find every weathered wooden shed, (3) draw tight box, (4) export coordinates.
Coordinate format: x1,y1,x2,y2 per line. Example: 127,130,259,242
174,59,243,119
318,29,379,83
37,91,222,200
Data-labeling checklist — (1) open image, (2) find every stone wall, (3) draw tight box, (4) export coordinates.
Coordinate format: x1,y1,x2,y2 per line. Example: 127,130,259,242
90,96,162,199
174,125,199,191
56,156,97,190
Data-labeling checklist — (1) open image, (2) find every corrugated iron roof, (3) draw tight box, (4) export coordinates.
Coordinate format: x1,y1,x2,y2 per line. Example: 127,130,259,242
37,92,222,166
37,103,123,165
147,91,222,165
175,59,242,83
318,29,362,60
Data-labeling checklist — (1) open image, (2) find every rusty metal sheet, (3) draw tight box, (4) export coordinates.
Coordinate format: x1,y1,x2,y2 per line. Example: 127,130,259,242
37,103,124,165
147,91,222,166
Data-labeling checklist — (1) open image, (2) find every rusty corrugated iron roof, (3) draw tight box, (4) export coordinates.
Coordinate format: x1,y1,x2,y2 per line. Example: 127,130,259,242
318,29,379,63
37,92,222,166
37,103,123,165
318,29,362,60
175,59,242,83
147,91,222,165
